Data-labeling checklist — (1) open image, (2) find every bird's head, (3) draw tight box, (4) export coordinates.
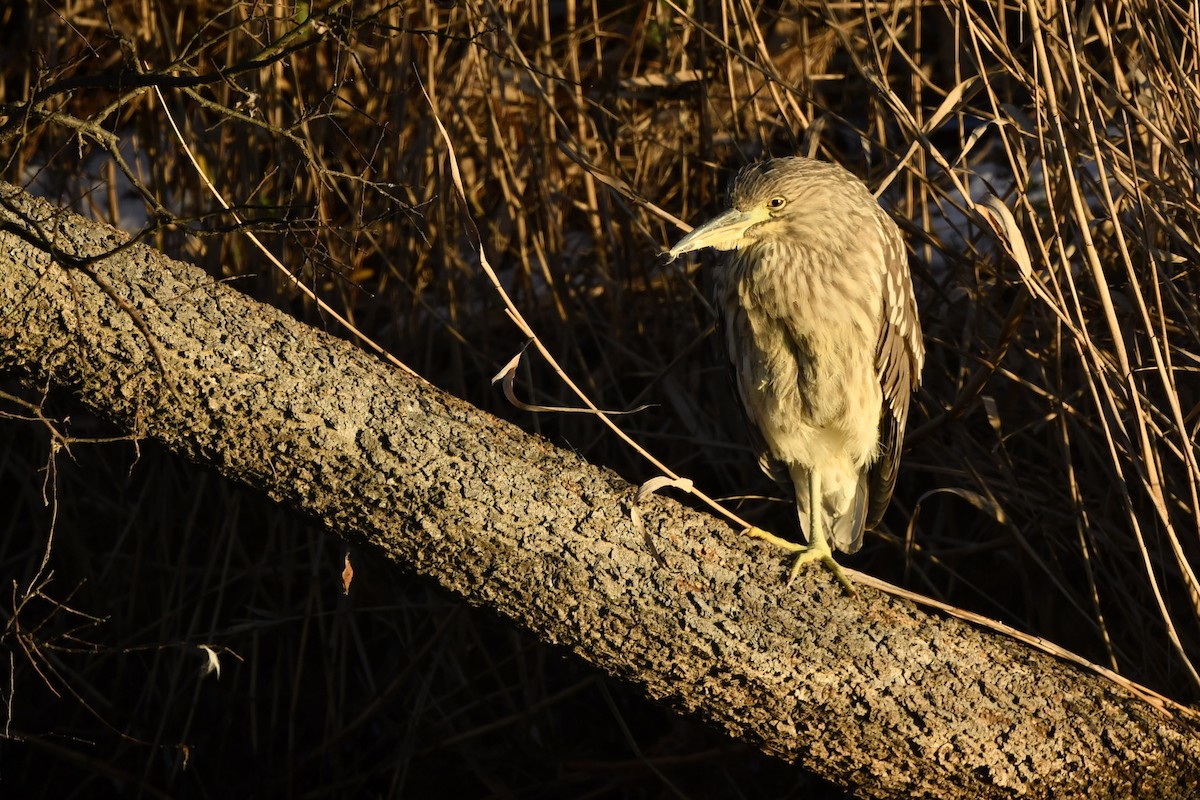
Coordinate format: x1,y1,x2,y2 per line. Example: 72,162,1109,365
666,157,875,260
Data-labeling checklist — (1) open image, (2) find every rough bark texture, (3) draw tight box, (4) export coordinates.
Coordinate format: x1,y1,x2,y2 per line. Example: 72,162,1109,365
1,182,1197,799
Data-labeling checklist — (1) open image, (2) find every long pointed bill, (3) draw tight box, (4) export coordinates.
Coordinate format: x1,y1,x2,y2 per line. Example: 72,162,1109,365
666,206,768,260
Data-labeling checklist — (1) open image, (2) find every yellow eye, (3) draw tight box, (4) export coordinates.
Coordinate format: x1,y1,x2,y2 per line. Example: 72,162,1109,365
767,196,787,210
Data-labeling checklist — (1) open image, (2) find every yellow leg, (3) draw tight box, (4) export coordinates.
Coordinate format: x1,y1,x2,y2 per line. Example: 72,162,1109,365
746,469,856,595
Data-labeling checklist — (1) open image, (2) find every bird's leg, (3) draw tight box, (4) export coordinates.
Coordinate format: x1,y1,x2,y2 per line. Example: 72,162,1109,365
791,469,856,593
746,468,856,595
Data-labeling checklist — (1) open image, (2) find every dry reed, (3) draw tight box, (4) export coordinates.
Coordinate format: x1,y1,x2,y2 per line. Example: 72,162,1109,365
3,1,1199,796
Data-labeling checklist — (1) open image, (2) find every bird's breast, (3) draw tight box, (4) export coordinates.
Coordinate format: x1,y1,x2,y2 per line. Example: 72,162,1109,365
720,244,884,469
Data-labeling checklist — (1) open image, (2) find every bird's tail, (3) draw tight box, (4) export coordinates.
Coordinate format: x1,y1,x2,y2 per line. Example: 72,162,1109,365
834,472,869,554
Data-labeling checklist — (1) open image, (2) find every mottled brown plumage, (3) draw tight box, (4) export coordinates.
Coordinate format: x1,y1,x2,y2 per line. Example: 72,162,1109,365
668,157,923,590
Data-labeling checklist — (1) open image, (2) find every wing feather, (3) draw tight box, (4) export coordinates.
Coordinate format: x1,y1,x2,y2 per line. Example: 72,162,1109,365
866,223,924,530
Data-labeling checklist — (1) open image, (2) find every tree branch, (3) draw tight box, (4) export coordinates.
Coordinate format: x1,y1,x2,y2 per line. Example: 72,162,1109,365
1,182,1196,799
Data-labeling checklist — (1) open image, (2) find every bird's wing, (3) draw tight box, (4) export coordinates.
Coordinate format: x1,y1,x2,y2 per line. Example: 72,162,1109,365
866,232,924,530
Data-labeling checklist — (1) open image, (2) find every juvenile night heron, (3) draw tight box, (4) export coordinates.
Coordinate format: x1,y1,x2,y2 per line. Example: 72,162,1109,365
668,157,923,591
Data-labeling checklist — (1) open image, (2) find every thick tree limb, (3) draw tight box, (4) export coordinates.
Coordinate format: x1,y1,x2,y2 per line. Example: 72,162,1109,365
1,182,1197,799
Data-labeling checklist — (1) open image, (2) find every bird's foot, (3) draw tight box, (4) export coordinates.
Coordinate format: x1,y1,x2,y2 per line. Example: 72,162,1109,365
745,527,856,596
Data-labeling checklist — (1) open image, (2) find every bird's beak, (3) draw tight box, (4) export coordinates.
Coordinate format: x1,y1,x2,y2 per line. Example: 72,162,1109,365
666,207,768,260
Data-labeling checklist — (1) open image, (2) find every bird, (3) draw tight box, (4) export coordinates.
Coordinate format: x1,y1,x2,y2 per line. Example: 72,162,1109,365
667,156,924,592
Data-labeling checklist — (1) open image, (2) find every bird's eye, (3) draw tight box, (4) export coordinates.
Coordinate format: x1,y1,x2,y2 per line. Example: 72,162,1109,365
767,196,787,210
